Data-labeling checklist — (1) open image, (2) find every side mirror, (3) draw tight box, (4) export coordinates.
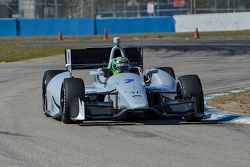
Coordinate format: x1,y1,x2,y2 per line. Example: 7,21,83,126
146,69,158,76
90,71,104,76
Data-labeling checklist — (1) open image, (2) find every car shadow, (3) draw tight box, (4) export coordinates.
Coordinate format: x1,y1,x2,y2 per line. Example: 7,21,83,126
78,120,143,126
141,119,220,125
77,118,220,126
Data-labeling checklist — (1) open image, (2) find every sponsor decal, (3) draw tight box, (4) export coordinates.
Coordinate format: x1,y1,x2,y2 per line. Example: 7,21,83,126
130,90,142,94
86,91,97,94
124,79,135,84
132,95,142,101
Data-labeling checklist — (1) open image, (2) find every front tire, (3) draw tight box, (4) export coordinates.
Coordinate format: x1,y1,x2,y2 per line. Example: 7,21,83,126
178,75,204,122
157,67,175,79
60,78,85,124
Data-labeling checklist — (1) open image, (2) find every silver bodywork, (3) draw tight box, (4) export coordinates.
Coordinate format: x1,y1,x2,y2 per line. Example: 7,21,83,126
44,37,198,121
45,68,197,121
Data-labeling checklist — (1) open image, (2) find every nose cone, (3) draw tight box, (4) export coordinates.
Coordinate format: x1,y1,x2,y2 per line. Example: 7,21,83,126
114,74,149,109
117,85,148,109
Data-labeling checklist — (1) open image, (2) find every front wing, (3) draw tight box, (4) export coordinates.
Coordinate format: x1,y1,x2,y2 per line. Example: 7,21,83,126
71,92,199,121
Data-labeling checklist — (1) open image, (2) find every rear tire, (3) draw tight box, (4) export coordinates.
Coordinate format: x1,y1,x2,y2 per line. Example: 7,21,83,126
178,75,204,122
42,70,65,115
157,67,175,79
60,78,85,124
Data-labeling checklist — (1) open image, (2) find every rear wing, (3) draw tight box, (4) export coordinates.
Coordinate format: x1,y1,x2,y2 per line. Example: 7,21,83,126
65,47,143,71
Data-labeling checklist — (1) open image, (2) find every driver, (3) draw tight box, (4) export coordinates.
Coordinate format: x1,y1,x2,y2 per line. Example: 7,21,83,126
110,57,130,75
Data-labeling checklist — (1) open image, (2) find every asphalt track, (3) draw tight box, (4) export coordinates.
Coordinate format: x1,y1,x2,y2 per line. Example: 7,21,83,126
0,38,250,167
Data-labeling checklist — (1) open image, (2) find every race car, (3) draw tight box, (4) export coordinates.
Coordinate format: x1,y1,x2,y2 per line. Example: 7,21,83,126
42,37,204,124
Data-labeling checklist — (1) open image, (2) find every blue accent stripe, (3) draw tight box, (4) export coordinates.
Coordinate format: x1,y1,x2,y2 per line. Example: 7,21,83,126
52,96,60,109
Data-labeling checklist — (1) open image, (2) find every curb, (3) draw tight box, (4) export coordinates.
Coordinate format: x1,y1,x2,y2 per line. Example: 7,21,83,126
204,87,250,124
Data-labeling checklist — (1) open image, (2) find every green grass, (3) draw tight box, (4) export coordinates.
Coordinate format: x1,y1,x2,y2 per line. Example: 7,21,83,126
209,90,250,104
208,90,250,114
1,29,250,62
0,44,82,62
1,29,250,41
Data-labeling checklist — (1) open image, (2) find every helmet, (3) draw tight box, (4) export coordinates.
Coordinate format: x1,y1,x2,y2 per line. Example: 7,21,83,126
111,57,130,74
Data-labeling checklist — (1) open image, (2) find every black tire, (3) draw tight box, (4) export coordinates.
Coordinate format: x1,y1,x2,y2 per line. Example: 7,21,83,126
157,67,175,79
42,70,65,114
60,78,85,124
178,75,204,122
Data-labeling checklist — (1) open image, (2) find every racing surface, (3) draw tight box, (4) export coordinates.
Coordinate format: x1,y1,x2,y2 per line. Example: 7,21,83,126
0,38,250,167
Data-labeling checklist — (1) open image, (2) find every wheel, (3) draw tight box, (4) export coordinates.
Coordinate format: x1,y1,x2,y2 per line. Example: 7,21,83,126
42,70,65,114
60,78,85,124
178,75,204,122
157,67,175,79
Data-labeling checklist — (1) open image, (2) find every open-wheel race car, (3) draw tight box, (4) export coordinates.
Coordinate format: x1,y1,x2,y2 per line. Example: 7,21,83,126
42,37,204,124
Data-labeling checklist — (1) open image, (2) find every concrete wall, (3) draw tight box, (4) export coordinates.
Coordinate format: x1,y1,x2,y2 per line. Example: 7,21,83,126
0,17,175,36
174,12,250,32
17,18,95,36
1,12,250,36
0,19,17,36
96,17,174,34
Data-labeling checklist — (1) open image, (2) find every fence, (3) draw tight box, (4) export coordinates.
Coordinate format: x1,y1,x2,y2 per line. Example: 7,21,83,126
1,0,250,18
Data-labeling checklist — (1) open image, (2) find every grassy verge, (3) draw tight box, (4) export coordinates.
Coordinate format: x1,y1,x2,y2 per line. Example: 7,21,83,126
0,44,82,63
208,90,250,114
1,29,250,41
1,29,250,62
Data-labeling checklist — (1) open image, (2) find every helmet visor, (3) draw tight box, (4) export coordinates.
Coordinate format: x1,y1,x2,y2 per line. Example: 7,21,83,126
116,63,130,72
